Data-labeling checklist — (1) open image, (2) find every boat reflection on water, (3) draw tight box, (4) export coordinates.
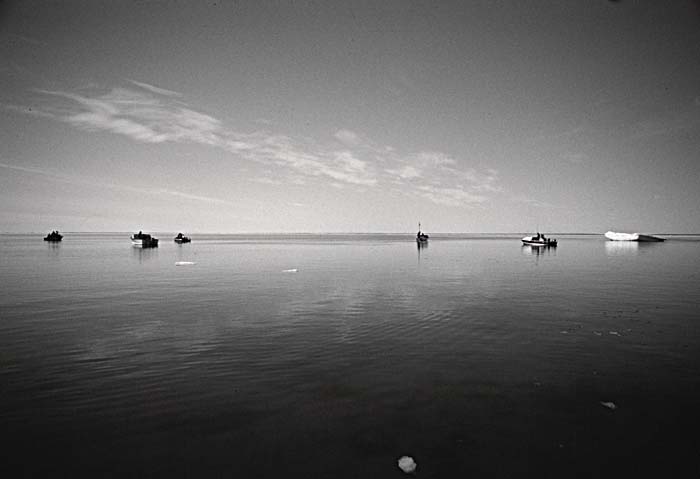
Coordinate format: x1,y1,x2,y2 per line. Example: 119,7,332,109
521,244,557,257
416,238,428,264
46,241,61,257
132,245,159,263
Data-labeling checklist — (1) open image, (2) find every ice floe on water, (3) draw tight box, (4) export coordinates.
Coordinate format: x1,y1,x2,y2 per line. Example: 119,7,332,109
398,456,417,473
605,231,664,242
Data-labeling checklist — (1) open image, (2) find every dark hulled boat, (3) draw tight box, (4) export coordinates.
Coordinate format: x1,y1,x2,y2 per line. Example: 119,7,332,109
44,230,63,242
416,222,429,243
131,231,159,247
174,233,191,244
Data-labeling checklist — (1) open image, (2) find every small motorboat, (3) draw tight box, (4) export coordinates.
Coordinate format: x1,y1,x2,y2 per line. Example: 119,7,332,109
522,232,557,246
174,232,191,244
44,230,63,242
131,231,159,247
605,231,664,242
416,222,429,243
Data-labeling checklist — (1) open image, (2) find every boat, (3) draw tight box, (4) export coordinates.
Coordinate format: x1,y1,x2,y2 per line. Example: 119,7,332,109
605,231,664,242
174,232,191,244
522,232,557,246
44,230,63,242
131,231,159,247
416,222,429,243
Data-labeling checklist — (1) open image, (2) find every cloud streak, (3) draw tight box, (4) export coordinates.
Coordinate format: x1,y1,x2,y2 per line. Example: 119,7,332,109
36,88,222,145
416,185,486,207
128,79,182,97
0,161,238,207
20,81,502,207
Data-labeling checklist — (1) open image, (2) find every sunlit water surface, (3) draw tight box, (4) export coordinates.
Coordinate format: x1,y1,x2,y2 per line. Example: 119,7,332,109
1,234,699,477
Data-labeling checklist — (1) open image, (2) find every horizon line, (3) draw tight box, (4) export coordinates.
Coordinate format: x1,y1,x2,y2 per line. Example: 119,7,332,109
4,231,700,236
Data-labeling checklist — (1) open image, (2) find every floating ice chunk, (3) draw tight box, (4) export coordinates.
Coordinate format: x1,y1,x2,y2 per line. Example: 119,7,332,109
605,231,664,242
282,269,298,273
605,231,639,241
175,261,196,266
398,456,417,473
600,401,617,410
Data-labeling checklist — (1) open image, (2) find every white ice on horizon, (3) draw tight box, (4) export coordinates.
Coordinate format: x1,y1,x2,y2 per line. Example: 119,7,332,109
605,231,639,241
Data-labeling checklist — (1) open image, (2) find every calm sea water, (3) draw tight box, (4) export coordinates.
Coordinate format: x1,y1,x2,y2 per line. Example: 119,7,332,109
1,234,699,478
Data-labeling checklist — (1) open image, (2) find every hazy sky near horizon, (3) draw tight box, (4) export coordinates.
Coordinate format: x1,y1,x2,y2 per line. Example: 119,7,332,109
2,0,699,233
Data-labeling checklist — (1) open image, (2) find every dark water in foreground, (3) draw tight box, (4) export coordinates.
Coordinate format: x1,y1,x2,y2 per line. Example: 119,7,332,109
1,234,700,478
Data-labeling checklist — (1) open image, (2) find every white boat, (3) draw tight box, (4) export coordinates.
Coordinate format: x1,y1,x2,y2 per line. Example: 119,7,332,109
604,231,664,242
522,233,557,246
131,231,159,247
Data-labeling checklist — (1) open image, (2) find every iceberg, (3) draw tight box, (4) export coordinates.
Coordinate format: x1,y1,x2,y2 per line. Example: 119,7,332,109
604,231,664,242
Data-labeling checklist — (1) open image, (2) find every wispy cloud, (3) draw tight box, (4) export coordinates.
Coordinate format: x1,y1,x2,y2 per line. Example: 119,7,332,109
127,79,182,97
333,129,360,146
0,161,237,207
510,195,557,209
416,185,486,207
390,151,501,195
253,177,283,185
17,81,503,207
416,151,458,167
29,86,379,187
35,88,222,145
386,165,421,180
151,188,234,205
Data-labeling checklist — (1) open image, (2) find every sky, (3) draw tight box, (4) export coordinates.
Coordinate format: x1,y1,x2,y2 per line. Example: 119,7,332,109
1,0,699,233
